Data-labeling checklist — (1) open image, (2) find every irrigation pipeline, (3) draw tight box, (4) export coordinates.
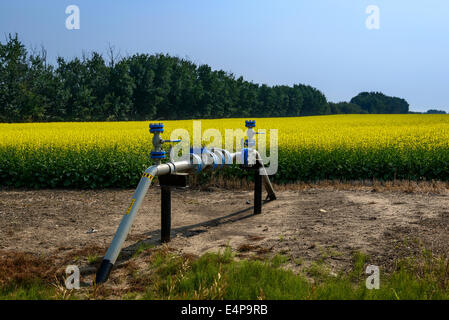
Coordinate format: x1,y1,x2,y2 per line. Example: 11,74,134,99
96,121,276,283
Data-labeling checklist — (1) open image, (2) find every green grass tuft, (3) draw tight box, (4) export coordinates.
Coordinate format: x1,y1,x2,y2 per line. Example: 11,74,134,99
2,246,448,300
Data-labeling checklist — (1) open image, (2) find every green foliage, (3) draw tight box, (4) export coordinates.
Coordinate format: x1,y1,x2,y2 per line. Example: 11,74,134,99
0,145,147,189
140,248,449,300
0,279,56,300
274,145,449,183
329,102,367,114
350,92,409,114
1,135,449,189
2,248,448,300
133,243,155,258
87,255,100,264
426,109,446,114
0,35,411,124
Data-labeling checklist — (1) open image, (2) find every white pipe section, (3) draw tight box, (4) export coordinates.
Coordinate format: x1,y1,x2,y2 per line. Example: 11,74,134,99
102,166,157,265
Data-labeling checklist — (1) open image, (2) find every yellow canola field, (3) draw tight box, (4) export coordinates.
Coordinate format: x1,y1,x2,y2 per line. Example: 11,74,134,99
1,114,449,188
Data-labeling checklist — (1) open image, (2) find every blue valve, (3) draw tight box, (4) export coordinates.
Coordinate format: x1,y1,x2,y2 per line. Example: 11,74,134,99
149,123,181,162
149,123,164,133
245,120,256,128
243,120,263,150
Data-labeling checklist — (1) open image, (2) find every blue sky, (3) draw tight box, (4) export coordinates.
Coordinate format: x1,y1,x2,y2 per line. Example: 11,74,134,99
1,0,448,112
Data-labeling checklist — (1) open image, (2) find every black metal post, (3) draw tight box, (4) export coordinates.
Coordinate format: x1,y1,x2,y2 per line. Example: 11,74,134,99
254,167,262,215
161,186,171,243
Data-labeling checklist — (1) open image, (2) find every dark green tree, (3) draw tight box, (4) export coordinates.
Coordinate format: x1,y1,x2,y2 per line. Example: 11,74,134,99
297,85,328,116
0,34,31,122
426,109,446,114
350,92,409,114
0,35,416,123
329,102,367,114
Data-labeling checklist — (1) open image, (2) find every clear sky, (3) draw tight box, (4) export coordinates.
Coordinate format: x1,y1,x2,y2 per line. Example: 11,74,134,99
1,0,448,112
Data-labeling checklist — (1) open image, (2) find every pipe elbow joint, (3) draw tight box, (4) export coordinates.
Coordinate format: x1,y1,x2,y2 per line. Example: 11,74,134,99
144,165,159,178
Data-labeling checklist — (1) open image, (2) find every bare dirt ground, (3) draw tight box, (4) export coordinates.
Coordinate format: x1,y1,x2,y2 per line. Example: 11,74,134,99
1,183,448,284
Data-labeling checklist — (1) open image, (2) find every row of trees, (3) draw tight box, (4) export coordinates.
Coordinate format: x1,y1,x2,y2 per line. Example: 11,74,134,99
425,109,446,114
350,92,409,114
1,34,410,122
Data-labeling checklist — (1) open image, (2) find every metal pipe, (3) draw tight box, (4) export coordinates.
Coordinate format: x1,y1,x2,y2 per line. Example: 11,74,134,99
96,150,276,283
96,165,158,283
161,186,171,243
96,161,189,284
255,151,276,201
231,149,276,201
95,154,240,283
254,167,262,214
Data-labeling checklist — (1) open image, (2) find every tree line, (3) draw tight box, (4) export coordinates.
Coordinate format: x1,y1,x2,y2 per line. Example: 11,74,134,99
1,34,411,123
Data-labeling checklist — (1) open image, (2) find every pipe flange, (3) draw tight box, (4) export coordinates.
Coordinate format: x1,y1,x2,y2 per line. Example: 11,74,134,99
212,148,232,166
203,151,219,170
166,162,176,174
151,151,166,159
190,153,203,172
